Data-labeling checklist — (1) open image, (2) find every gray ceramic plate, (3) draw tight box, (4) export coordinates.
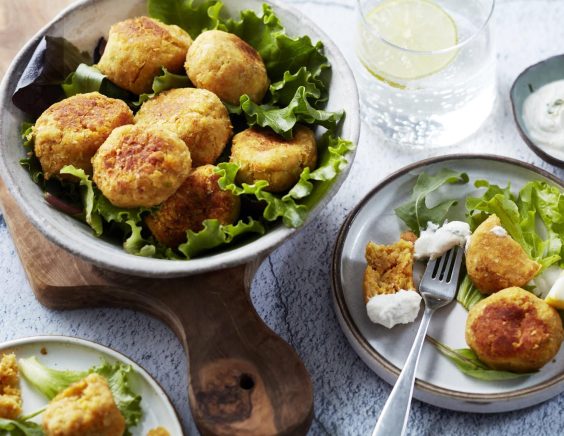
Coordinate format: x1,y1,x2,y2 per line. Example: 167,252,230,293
0,336,183,435
511,54,564,167
0,0,360,278
332,155,564,413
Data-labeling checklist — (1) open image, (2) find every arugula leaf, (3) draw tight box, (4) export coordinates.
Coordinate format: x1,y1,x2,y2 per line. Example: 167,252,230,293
0,418,43,436
91,361,142,432
134,68,191,106
62,63,134,101
19,356,87,399
12,36,92,116
148,0,224,39
456,274,484,310
395,169,470,234
427,336,535,380
178,218,265,259
241,86,343,139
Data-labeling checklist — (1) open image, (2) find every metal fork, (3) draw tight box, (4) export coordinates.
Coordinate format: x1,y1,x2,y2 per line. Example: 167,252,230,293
372,246,464,436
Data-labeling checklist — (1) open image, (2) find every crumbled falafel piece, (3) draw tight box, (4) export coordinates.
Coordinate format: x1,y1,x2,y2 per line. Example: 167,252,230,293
98,16,192,95
33,92,134,180
185,30,269,104
0,353,22,419
145,165,240,247
92,125,191,208
363,239,416,303
147,427,170,436
135,88,232,166
466,287,564,372
230,126,317,193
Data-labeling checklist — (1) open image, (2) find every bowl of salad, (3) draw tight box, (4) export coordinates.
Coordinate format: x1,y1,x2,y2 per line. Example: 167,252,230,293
0,0,360,278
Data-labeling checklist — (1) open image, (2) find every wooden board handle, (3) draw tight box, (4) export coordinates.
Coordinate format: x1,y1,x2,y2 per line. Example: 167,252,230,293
0,180,313,435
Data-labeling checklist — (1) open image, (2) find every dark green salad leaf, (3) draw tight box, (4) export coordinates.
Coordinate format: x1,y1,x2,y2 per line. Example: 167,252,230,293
148,0,224,39
395,169,470,235
18,356,142,435
19,123,44,186
62,63,134,101
134,68,191,106
427,336,535,380
0,418,43,436
12,36,91,116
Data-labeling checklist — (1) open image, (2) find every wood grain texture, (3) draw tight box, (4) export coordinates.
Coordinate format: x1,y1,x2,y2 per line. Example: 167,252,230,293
0,1,314,434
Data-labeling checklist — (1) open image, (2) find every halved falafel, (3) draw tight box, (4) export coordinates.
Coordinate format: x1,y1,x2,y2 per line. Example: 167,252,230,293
97,16,192,95
230,126,317,192
92,125,191,208
466,287,564,373
33,92,134,180
145,165,240,247
135,88,232,166
185,30,269,105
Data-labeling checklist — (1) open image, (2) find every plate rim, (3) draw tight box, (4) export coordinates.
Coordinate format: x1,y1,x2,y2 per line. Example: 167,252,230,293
331,153,564,411
0,334,184,434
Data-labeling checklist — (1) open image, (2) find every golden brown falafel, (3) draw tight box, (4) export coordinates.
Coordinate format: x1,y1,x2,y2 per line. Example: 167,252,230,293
466,287,564,373
42,373,125,436
185,30,269,104
145,165,240,247
466,215,542,294
33,92,134,180
98,16,192,95
147,428,170,436
92,125,191,208
230,126,317,192
135,88,232,166
0,353,21,419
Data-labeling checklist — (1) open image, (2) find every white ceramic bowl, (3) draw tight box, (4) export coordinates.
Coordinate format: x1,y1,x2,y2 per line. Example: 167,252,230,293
0,0,360,278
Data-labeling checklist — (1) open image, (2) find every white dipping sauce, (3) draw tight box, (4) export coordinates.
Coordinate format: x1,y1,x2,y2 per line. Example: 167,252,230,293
414,221,471,260
366,290,422,329
522,80,564,160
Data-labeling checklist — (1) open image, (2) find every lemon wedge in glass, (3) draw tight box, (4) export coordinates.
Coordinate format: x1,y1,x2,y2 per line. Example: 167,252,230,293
545,271,564,310
359,0,459,82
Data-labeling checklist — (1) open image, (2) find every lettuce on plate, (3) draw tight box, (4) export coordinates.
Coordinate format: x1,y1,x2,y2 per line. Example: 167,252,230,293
0,418,43,436
19,357,142,435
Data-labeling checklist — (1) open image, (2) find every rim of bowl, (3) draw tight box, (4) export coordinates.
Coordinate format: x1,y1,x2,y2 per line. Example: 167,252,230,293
332,154,564,408
510,55,564,168
0,0,361,278
0,334,185,434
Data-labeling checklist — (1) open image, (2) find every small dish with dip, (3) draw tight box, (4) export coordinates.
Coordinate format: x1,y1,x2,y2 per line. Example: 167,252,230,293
511,54,564,167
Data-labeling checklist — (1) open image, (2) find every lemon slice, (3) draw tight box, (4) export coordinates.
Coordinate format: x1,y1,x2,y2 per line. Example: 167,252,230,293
359,0,458,81
545,272,564,309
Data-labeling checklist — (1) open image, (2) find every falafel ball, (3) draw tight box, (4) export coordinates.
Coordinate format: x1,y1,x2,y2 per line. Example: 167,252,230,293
92,125,191,208
97,16,192,95
33,92,134,180
135,88,232,166
466,214,542,294
145,165,240,247
466,287,564,373
230,126,317,192
185,30,269,105
42,373,125,436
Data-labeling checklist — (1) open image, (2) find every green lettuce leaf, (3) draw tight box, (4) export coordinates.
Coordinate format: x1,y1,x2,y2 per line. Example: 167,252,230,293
0,418,43,436
148,0,224,39
427,337,535,380
62,63,133,101
240,86,343,139
134,68,190,106
178,218,265,259
19,123,44,186
19,356,87,399
395,169,470,234
456,274,484,310
268,67,324,107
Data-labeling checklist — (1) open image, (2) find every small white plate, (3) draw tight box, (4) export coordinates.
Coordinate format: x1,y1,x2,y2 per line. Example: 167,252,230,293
0,336,183,435
331,155,564,413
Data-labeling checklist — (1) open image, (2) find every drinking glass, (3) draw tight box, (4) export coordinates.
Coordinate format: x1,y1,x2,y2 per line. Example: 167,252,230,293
356,0,496,148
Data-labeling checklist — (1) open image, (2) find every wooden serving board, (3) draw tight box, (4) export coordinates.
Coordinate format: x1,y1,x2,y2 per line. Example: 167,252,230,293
0,180,313,435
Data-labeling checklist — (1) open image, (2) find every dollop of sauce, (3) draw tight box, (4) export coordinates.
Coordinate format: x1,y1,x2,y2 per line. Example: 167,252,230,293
414,221,471,260
366,290,422,329
522,80,564,160
490,225,507,237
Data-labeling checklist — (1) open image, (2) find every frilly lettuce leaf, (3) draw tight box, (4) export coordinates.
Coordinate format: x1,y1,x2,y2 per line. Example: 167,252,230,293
268,67,325,107
0,418,43,436
178,218,265,259
395,169,470,235
62,63,133,101
134,67,190,106
240,86,343,139
148,0,224,39
19,122,44,186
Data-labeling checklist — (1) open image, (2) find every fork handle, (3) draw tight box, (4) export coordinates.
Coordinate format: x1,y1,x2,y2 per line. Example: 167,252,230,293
372,306,434,436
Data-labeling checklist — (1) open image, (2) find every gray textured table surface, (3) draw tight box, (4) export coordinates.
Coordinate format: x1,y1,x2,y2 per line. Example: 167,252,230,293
1,0,564,435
